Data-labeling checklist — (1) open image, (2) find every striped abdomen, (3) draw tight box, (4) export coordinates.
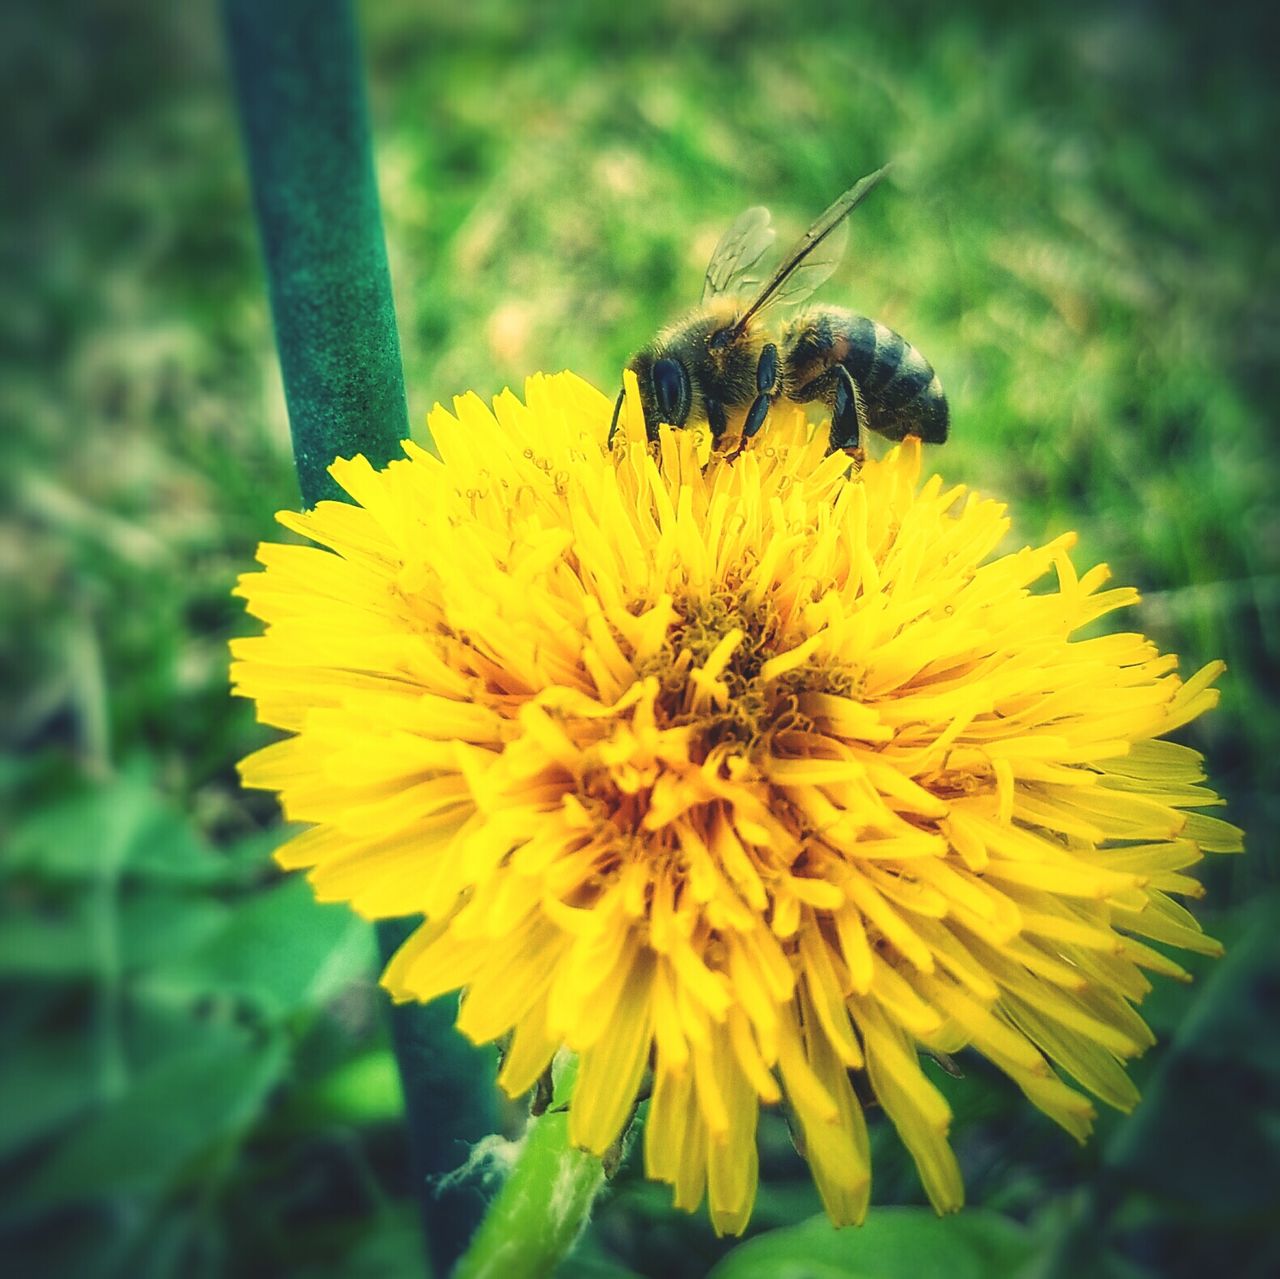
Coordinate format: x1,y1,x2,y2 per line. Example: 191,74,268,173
783,305,949,443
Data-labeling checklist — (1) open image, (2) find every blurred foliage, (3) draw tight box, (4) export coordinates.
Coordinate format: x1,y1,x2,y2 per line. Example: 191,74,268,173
2,0,1277,1276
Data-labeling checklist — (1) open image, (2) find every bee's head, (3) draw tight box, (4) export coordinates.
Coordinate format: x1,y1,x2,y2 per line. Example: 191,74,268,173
625,347,693,440
611,306,744,445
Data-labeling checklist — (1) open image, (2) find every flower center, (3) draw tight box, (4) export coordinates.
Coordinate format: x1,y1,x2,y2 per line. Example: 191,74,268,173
545,586,862,865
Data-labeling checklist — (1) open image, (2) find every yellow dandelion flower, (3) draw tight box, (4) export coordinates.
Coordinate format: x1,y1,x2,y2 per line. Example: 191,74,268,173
231,370,1241,1235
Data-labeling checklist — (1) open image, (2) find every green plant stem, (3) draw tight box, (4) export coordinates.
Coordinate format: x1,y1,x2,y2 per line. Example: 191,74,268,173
222,2,492,1272
454,1060,607,1279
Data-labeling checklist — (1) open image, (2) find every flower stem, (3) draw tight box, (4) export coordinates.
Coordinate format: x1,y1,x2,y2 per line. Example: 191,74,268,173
222,2,491,1272
454,1059,607,1279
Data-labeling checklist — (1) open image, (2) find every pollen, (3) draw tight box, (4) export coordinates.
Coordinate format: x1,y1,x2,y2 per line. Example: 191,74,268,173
231,370,1242,1235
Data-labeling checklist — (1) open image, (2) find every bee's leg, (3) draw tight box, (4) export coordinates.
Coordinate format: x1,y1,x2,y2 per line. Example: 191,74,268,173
607,387,625,445
706,398,728,441
742,342,780,441
743,395,771,440
828,365,869,456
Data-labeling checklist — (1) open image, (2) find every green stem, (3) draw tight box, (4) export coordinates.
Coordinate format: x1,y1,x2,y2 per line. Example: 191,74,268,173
222,3,493,1272
454,1060,607,1279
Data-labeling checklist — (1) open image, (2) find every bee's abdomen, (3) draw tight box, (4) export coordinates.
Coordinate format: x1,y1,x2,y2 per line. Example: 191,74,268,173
786,307,949,443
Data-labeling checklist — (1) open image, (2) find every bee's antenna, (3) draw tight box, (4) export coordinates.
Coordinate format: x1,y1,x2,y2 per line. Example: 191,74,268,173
607,387,625,445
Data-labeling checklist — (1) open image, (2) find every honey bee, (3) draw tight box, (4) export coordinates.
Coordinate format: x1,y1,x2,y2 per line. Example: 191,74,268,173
610,165,948,455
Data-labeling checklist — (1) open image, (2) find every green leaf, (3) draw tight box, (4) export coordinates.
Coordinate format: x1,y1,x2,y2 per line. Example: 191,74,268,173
6,772,235,886
0,887,229,979
22,1024,287,1203
0,1032,96,1157
145,875,376,1017
558,1245,647,1279
1103,891,1280,1218
0,900,97,977
119,888,232,970
335,1212,433,1279
298,1049,404,1125
706,1208,1036,1279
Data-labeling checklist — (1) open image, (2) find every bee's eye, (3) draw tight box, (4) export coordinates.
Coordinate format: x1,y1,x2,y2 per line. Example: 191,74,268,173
652,358,691,426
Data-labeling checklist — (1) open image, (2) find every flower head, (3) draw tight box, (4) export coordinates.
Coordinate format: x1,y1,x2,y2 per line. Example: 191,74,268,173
232,371,1241,1234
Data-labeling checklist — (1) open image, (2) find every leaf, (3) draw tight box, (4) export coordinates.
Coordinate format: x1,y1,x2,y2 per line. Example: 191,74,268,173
1103,891,1280,1219
706,1208,1036,1279
298,1050,404,1125
145,875,376,1017
559,1243,648,1279
0,888,229,979
119,888,233,970
22,1024,287,1203
6,772,236,886
0,901,97,977
0,1032,96,1157
315,1205,431,1279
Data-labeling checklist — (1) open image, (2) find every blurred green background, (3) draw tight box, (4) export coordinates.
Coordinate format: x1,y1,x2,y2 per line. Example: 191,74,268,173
3,1,1278,1276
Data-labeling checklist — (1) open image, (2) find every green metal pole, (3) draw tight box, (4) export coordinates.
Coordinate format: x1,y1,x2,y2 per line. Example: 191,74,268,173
222,2,494,1272
224,0,412,501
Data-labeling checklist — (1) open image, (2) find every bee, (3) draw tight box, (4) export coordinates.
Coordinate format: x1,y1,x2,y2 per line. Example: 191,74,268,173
610,165,948,456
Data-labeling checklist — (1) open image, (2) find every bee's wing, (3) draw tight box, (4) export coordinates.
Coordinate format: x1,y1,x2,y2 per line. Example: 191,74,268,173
751,218,849,311
702,205,777,303
732,165,889,331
